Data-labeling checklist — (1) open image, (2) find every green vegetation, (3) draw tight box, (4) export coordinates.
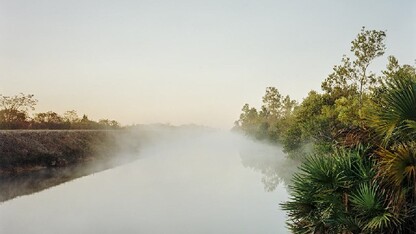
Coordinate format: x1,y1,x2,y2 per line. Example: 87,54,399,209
0,93,120,129
235,27,416,233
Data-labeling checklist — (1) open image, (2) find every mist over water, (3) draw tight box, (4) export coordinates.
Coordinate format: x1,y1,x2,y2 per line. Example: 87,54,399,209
0,127,295,234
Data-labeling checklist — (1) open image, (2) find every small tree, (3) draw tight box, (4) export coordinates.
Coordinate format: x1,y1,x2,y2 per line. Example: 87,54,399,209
0,93,38,129
322,27,386,107
63,110,80,124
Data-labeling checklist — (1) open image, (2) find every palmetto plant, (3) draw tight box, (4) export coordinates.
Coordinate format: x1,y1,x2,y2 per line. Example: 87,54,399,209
369,74,416,232
350,183,401,232
369,75,416,193
281,148,402,233
376,143,416,232
368,77,416,146
377,143,416,192
281,152,347,233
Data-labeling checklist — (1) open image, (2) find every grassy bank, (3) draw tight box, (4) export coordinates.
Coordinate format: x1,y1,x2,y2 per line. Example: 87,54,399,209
0,130,137,174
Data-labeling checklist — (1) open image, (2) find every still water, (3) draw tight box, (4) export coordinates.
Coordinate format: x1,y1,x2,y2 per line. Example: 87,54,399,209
0,129,295,234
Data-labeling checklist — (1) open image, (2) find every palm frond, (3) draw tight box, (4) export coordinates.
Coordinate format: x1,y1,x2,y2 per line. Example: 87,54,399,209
350,183,383,214
377,143,416,191
350,183,402,232
367,78,416,146
364,212,402,232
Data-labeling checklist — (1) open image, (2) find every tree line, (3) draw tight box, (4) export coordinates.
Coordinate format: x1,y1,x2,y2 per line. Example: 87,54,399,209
235,27,416,233
0,94,120,130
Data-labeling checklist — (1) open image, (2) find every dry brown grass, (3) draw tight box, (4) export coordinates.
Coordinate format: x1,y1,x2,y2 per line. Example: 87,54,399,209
0,130,127,174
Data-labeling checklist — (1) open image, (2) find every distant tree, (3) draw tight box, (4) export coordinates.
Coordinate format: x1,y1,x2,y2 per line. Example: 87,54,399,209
63,110,80,124
110,120,120,128
0,93,122,130
236,104,259,135
236,87,297,143
81,115,87,121
281,95,297,118
261,87,282,117
98,119,120,129
0,109,28,129
32,111,68,129
71,114,99,129
0,93,38,129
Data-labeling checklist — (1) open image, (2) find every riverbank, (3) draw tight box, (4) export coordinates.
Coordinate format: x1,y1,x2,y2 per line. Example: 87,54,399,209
0,130,139,175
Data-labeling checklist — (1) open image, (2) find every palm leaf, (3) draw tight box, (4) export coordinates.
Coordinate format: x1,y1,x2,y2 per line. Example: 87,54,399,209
368,78,416,146
377,143,416,190
364,212,401,232
350,183,402,232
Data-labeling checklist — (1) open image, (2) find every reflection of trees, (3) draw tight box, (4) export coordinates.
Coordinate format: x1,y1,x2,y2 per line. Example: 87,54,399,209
0,166,83,202
239,144,301,192
0,162,111,203
0,154,139,203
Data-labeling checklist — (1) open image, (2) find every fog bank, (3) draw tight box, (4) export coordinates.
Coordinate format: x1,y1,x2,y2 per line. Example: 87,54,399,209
1,127,298,233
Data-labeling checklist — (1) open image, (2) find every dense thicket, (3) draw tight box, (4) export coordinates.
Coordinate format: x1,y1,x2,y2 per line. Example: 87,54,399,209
235,27,416,233
0,94,120,130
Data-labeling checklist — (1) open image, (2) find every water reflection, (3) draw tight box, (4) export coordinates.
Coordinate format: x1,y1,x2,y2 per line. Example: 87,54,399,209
0,157,137,203
239,141,300,191
0,130,291,233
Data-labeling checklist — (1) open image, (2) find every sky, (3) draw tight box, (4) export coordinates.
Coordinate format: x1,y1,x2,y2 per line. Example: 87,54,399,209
0,0,415,129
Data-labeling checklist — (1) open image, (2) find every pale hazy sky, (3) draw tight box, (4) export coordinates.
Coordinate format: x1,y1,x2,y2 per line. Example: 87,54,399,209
1,1,415,129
